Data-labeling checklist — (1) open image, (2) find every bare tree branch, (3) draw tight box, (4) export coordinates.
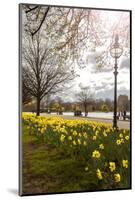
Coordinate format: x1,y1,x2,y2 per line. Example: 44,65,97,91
31,7,50,37
25,6,39,13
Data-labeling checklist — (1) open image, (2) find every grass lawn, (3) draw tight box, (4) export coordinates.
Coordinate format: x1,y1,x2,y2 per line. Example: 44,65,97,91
22,134,104,195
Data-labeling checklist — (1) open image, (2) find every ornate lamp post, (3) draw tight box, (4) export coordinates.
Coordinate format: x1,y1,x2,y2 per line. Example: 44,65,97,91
110,34,123,129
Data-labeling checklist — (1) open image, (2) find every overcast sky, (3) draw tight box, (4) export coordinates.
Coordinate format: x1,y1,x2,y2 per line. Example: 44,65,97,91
59,55,130,102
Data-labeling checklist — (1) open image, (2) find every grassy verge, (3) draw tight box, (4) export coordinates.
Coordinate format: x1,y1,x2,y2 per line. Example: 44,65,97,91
22,134,105,195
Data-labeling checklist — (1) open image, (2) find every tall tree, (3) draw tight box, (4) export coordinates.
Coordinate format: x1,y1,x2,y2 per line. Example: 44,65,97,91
22,5,103,115
77,86,93,117
22,33,75,115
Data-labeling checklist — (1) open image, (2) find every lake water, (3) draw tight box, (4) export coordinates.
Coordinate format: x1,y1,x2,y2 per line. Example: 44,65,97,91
51,112,130,119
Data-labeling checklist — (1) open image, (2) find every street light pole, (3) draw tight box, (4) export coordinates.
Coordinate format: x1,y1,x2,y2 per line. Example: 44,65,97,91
110,34,123,130
113,57,118,129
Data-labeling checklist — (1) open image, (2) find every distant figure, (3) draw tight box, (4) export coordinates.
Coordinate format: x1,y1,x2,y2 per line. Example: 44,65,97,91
85,112,88,117
118,112,120,120
120,111,122,120
123,110,126,120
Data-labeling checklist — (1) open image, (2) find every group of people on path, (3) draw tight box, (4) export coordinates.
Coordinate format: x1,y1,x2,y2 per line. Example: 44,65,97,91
117,111,129,120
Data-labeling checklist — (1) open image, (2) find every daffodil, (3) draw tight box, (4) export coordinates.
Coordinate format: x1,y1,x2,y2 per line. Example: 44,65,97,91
78,133,82,137
109,162,116,172
119,133,123,138
73,130,77,136
93,126,96,131
73,140,77,145
96,169,103,180
122,160,128,168
114,173,121,182
92,135,97,140
83,141,87,146
92,150,101,158
125,135,129,140
60,134,65,142
83,132,88,139
41,127,46,134
120,138,124,144
116,139,121,145
78,139,81,145
95,130,99,136
103,130,107,137
68,136,72,141
99,144,104,150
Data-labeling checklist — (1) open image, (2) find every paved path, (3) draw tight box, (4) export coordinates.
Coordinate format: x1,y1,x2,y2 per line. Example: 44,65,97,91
41,113,130,130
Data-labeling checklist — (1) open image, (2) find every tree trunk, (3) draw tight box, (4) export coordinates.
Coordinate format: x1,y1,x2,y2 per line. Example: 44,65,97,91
84,103,87,117
36,97,40,116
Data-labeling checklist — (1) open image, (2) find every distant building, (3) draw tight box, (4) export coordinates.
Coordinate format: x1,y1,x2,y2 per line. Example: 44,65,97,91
118,95,129,112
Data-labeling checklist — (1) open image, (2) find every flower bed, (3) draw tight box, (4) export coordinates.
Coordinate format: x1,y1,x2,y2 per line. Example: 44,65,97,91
22,113,130,189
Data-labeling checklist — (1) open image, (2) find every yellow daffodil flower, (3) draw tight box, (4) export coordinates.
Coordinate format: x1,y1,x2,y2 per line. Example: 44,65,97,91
109,162,116,172
60,134,65,142
114,173,121,182
92,150,101,158
122,160,128,168
99,144,104,150
96,168,103,180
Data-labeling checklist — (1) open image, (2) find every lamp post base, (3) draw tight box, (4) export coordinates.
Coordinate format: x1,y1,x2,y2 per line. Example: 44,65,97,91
113,118,118,130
